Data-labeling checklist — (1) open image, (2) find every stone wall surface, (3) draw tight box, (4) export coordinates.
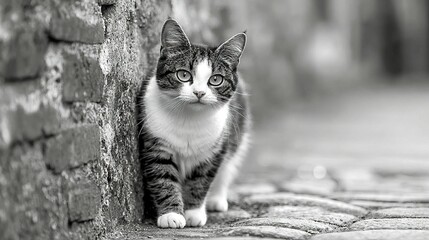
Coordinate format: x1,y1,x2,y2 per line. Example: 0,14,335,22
0,0,206,239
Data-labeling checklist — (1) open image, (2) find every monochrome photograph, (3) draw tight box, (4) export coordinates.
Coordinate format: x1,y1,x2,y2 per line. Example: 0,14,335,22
1,0,429,239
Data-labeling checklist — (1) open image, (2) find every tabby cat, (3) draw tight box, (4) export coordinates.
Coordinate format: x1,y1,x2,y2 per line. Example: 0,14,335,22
139,19,250,228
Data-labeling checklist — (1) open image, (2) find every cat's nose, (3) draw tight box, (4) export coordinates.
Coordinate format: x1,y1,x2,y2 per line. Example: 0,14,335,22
193,91,206,99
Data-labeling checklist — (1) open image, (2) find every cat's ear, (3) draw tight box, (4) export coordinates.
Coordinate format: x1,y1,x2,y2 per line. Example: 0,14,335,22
161,19,191,50
215,33,247,68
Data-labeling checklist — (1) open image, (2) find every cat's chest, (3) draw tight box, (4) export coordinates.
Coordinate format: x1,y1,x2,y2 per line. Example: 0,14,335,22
144,97,228,162
145,107,227,177
149,115,223,157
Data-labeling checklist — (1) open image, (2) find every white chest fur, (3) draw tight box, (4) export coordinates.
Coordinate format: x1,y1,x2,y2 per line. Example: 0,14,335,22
144,77,229,177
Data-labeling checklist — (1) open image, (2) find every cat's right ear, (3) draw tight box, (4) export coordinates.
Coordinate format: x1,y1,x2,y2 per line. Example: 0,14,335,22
161,19,191,51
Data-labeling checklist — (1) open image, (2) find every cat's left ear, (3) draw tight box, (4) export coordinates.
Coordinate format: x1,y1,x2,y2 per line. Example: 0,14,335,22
215,33,247,68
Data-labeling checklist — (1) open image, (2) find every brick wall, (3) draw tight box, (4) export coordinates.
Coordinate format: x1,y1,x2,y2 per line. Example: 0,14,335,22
0,0,207,239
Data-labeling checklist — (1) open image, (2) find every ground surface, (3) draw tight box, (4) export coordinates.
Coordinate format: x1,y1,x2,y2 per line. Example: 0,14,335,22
105,82,429,240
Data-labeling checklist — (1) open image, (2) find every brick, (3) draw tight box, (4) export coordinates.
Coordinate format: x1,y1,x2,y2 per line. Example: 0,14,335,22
68,181,101,222
0,103,61,147
368,208,429,219
0,27,48,79
263,206,357,227
44,124,100,173
232,217,335,234
49,1,104,44
98,0,116,5
310,230,429,240
62,50,104,103
245,193,367,216
208,209,251,223
222,226,310,240
350,219,429,231
0,211,18,240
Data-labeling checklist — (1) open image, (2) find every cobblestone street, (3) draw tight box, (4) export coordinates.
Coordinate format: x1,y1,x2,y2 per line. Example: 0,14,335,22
105,83,429,240
2,1,429,239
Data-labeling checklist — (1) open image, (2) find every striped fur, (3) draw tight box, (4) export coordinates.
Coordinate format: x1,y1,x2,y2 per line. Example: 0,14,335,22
138,19,250,228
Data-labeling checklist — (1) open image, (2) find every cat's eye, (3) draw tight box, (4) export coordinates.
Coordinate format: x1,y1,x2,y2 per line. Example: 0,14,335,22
208,75,224,86
176,70,192,82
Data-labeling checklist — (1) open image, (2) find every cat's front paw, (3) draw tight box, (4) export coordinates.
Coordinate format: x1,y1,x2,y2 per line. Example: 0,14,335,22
184,207,207,227
157,212,186,228
206,197,228,212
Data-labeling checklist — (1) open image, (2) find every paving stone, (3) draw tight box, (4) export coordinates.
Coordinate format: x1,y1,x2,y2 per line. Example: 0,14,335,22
263,206,357,227
350,218,429,230
232,217,335,234
350,200,429,209
44,124,100,173
280,178,337,196
207,238,279,240
368,208,429,218
222,226,310,240
245,193,367,216
333,192,429,203
109,224,217,239
62,50,104,103
232,183,277,195
49,1,104,43
68,181,101,222
208,209,251,223
310,230,429,240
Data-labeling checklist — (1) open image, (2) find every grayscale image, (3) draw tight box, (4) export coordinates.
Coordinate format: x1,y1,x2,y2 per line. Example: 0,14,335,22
1,0,428,239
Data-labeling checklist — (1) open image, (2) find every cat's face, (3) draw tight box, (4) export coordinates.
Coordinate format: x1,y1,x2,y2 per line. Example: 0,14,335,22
156,20,246,111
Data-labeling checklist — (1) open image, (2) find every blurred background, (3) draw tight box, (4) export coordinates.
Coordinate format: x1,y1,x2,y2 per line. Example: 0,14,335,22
1,0,429,238
173,0,429,181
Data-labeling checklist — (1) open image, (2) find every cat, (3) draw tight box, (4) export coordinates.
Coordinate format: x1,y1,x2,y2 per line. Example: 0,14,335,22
138,19,250,228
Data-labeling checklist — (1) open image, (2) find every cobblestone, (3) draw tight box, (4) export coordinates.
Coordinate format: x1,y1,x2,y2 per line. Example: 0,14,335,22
245,193,367,216
222,226,310,240
263,206,357,227
368,208,429,218
350,218,429,230
232,217,335,234
310,230,429,240
350,200,429,209
332,192,429,203
208,209,252,223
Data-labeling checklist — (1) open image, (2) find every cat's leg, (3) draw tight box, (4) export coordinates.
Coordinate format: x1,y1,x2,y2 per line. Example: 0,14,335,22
206,160,235,212
182,151,226,227
143,149,185,229
207,134,249,212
